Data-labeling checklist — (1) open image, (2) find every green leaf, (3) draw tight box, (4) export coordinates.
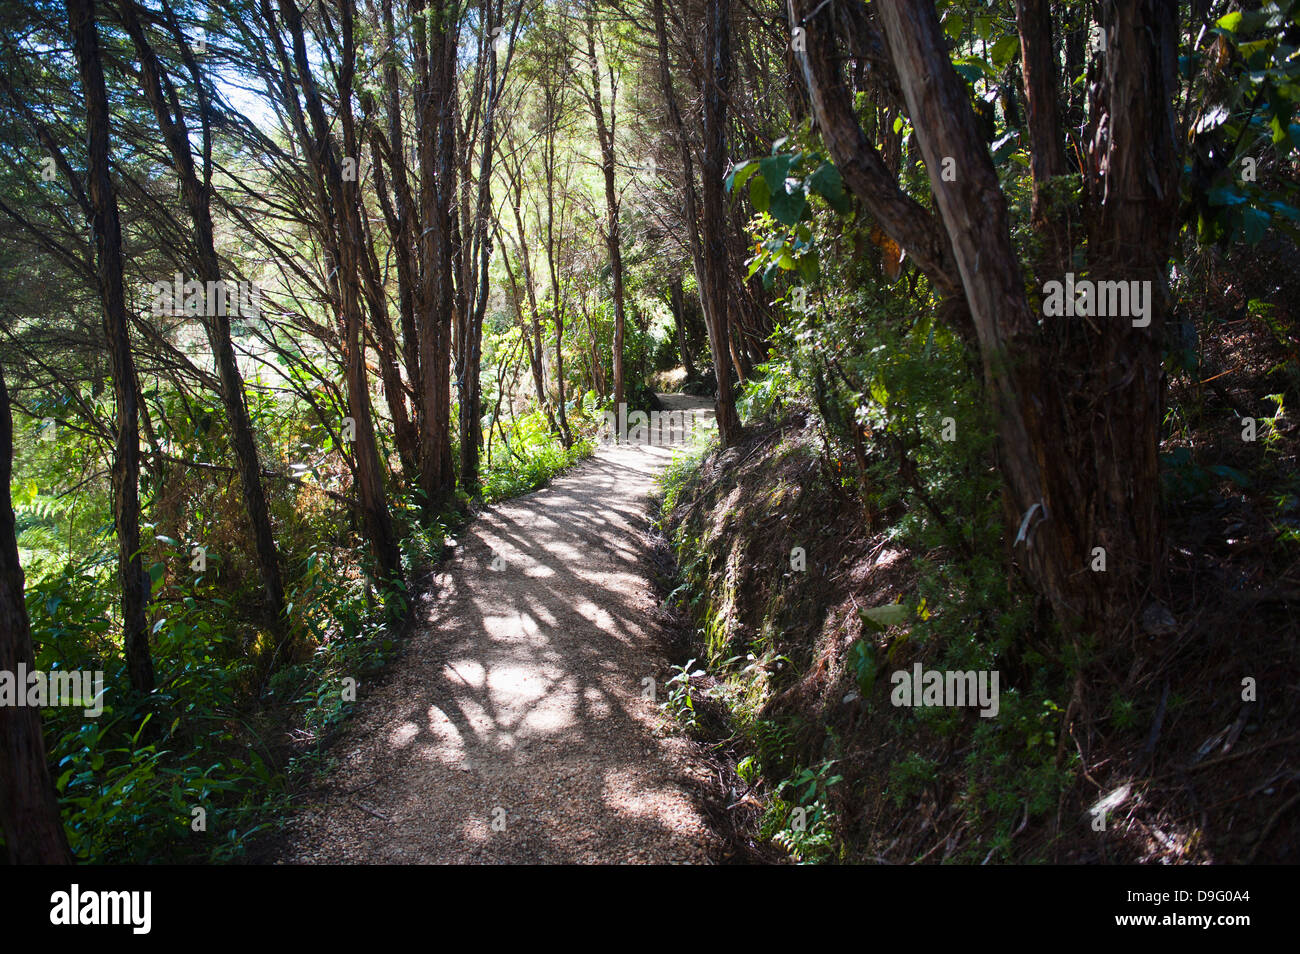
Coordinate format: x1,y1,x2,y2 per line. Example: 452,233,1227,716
1207,185,1250,207
726,159,758,194
859,603,908,630
990,130,1020,165
1239,205,1270,243
1216,10,1270,36
808,161,851,214
990,34,1019,69
796,252,819,283
953,56,995,84
769,187,808,226
1208,464,1252,488
758,153,794,195
750,174,770,214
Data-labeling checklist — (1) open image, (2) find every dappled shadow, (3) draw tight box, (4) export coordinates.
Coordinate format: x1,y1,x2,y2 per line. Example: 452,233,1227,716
278,396,720,863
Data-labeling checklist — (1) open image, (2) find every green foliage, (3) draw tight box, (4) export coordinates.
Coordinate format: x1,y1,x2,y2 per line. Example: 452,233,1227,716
1187,1,1300,245
766,759,842,864
662,658,704,731
727,128,852,289
481,409,594,503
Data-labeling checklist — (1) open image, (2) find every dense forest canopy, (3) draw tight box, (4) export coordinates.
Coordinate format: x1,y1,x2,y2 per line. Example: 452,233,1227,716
0,0,1297,867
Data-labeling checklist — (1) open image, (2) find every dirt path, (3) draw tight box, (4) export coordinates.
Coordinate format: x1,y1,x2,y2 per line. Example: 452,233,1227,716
276,394,722,864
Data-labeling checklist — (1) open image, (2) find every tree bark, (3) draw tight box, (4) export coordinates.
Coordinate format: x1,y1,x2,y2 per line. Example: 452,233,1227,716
789,0,962,300
669,274,696,379
653,0,713,386
1015,0,1070,267
68,0,154,692
585,8,627,412
0,361,74,864
413,0,459,508
120,0,288,631
699,0,741,445
873,0,1179,641
277,0,402,583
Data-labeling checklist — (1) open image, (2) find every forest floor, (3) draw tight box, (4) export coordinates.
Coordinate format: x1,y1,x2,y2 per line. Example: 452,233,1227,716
271,394,727,863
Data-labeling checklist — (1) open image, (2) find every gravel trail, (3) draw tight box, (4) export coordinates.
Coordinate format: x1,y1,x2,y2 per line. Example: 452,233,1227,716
276,394,722,864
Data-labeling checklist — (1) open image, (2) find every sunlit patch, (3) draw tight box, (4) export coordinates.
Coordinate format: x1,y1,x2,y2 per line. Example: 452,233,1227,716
582,686,612,718
576,601,614,630
388,721,419,748
486,664,550,701
602,773,696,826
444,659,486,688
419,705,469,763
521,705,577,733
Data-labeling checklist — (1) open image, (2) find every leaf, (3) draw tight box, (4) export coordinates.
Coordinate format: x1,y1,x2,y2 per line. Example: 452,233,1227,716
1195,105,1231,134
769,187,808,226
1208,464,1252,488
953,56,995,84
1239,205,1270,243
726,159,758,194
750,173,770,214
990,130,1020,165
808,161,851,214
1207,185,1250,207
796,251,819,283
870,226,903,281
758,154,794,195
1270,200,1300,221
859,603,908,630
990,34,1019,69
1215,10,1270,36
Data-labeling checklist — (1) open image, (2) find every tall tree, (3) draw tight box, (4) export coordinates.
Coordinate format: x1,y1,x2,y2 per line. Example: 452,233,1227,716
699,0,741,445
118,0,288,633
0,361,73,864
653,0,711,380
869,0,1181,643
582,4,628,411
68,0,155,692
413,0,460,507
270,0,403,583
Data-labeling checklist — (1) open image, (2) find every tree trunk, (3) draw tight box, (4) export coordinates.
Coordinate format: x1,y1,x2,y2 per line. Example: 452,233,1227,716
120,1,288,631
585,9,627,412
699,0,741,445
0,361,73,864
68,0,154,692
789,0,962,300
874,0,1178,642
669,275,696,378
653,0,713,385
279,0,402,583
1015,0,1070,268
413,0,458,508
